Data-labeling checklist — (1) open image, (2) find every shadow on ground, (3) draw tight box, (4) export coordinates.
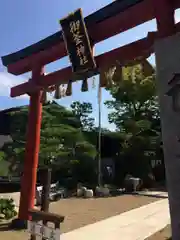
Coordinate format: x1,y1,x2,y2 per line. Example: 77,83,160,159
0,222,11,232
125,192,168,199
0,221,23,232
131,192,168,199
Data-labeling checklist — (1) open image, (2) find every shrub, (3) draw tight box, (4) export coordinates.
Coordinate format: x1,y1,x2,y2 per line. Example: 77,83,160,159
0,198,17,220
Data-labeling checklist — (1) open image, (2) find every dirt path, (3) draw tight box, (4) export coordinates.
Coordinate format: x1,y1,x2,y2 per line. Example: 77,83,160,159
0,195,161,239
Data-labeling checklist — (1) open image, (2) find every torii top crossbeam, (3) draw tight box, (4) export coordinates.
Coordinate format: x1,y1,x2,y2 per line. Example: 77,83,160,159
2,0,180,99
2,0,153,72
2,0,148,70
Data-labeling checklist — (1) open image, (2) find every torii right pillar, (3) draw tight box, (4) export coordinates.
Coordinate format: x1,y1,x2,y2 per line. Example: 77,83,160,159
155,30,180,240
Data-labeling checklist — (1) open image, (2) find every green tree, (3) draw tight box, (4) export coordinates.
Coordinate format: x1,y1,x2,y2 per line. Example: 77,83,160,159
71,101,95,131
104,63,161,182
2,102,97,182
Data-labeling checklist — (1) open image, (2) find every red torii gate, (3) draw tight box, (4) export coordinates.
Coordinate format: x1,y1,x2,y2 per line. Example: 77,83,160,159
1,0,179,226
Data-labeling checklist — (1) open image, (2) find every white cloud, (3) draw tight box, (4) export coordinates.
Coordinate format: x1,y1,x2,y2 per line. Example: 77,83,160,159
0,72,29,99
0,72,57,102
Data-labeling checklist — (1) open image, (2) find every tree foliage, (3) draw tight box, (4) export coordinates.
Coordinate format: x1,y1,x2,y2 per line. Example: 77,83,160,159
2,101,97,180
104,63,162,182
71,101,95,131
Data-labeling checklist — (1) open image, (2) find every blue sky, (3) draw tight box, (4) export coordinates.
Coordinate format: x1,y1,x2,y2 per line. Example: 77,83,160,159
0,0,180,130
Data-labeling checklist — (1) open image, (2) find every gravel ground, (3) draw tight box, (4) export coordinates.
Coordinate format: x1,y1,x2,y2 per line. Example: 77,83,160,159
0,195,160,239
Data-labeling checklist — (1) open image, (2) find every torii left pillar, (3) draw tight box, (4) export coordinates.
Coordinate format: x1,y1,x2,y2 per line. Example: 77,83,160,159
12,66,44,227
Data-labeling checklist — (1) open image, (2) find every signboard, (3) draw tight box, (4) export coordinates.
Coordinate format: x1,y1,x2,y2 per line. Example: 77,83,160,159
60,8,96,75
27,221,60,240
